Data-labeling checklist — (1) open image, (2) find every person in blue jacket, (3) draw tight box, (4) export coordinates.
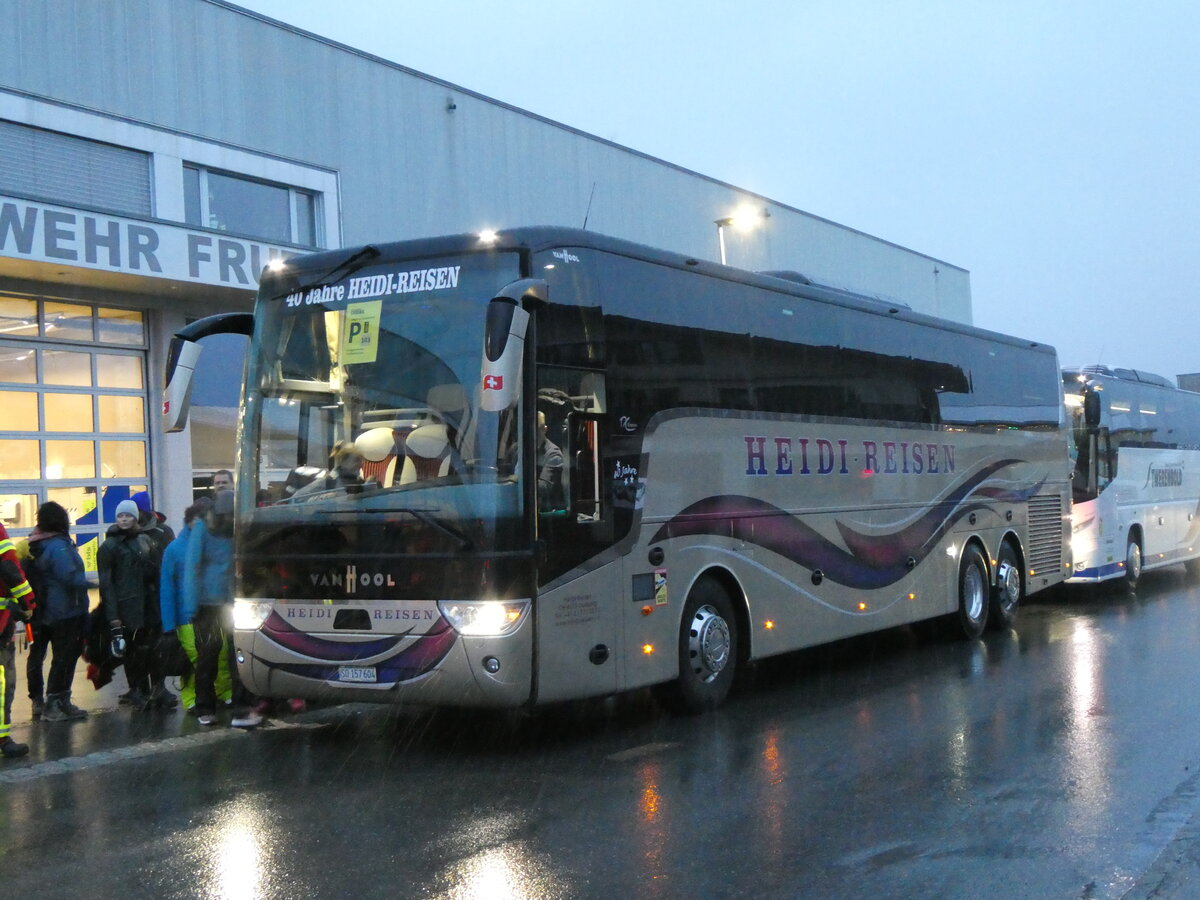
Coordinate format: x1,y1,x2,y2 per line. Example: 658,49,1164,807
160,497,232,713
26,502,91,722
185,489,259,727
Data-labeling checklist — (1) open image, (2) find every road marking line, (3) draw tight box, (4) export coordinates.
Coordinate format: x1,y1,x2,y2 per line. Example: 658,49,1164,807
0,718,328,784
606,741,679,762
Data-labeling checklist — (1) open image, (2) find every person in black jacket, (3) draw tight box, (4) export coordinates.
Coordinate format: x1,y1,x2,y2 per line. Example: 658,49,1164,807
26,501,91,722
99,499,160,711
131,491,177,709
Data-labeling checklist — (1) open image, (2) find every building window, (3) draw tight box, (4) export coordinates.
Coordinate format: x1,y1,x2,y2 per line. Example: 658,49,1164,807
0,294,149,574
0,120,152,217
184,165,320,247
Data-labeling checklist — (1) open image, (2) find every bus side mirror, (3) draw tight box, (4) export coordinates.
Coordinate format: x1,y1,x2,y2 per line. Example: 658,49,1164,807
1083,391,1102,429
162,336,201,433
480,279,545,413
162,312,254,433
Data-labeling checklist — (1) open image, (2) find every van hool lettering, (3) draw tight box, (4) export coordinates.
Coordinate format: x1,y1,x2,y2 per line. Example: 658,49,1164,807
745,435,957,477
308,565,398,594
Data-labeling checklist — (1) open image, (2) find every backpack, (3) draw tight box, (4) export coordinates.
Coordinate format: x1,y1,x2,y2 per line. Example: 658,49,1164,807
23,542,47,623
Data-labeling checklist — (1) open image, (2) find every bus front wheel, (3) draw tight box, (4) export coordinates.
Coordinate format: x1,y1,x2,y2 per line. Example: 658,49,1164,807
660,577,739,713
1124,533,1143,591
957,544,989,639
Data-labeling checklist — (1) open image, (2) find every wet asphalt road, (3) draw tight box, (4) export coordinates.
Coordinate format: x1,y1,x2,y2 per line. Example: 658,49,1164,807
6,571,1200,899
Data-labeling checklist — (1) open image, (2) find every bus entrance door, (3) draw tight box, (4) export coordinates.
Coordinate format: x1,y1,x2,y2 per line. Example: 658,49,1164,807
533,410,621,703
533,561,621,703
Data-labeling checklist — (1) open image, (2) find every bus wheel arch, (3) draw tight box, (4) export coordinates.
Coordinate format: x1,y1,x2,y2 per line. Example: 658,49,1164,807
1124,527,1144,590
955,540,990,640
988,535,1024,631
657,569,743,713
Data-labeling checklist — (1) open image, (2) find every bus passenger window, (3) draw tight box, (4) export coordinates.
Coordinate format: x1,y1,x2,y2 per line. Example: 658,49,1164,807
537,410,565,512
570,416,602,522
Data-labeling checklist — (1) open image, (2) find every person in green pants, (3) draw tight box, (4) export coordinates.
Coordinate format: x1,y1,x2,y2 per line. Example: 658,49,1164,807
159,499,231,712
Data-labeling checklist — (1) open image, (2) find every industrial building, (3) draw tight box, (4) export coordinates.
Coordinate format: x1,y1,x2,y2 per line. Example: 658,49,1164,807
0,0,971,564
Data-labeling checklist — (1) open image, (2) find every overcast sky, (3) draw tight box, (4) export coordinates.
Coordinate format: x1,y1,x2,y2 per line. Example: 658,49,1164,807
235,0,1200,380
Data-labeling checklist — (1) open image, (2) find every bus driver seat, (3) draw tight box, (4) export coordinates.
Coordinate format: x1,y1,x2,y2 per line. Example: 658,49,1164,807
356,427,400,487
397,384,468,484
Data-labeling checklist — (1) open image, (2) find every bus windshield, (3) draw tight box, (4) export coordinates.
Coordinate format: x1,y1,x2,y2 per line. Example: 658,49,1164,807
241,252,526,552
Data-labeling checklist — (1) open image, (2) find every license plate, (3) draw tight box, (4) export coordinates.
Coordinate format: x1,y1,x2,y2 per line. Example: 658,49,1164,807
337,666,376,683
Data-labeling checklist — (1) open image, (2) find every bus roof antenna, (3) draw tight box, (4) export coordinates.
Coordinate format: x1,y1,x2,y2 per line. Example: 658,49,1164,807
582,181,597,230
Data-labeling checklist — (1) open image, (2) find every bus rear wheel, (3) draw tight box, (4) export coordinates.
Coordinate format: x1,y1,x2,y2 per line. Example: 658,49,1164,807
988,540,1023,631
1124,533,1143,591
660,577,739,713
957,544,989,639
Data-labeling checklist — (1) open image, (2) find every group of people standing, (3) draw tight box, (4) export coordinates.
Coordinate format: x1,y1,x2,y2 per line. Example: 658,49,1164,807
0,469,266,761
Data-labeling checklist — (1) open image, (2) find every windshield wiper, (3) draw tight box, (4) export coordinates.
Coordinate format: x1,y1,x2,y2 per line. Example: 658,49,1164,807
391,507,474,552
276,245,382,297
272,489,474,550
312,244,380,285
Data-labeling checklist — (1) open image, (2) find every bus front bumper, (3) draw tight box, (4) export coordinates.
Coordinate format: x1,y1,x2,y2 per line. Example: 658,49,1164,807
232,614,534,709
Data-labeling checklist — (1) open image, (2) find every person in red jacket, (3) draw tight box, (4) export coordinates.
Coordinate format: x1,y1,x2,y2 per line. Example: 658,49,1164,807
1,522,35,759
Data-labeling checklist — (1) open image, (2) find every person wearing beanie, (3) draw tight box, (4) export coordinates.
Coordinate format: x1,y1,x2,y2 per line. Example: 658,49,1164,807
25,501,91,723
98,497,159,711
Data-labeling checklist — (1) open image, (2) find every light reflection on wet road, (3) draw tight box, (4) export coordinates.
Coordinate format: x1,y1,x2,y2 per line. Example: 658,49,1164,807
6,572,1200,898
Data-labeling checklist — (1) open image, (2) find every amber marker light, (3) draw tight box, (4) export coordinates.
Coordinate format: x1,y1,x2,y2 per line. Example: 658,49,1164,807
641,605,653,617
858,602,867,611
642,644,655,655
907,593,916,601
763,620,775,630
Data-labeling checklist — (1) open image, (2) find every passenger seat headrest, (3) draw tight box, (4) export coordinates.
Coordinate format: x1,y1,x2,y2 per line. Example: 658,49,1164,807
356,427,397,463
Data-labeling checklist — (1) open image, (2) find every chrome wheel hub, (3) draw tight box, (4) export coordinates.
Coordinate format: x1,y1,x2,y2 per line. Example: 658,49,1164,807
689,605,731,683
997,561,1020,608
964,566,985,621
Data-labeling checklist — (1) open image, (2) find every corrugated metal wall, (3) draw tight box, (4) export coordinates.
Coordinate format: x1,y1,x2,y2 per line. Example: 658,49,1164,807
0,0,972,322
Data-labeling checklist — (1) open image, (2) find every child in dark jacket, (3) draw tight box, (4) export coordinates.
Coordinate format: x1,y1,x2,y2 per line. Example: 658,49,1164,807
99,499,162,711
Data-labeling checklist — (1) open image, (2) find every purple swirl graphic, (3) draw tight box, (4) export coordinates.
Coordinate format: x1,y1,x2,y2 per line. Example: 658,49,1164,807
650,459,1036,589
256,611,458,684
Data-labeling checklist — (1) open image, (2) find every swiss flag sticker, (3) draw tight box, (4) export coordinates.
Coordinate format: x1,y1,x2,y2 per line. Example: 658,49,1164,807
483,375,504,391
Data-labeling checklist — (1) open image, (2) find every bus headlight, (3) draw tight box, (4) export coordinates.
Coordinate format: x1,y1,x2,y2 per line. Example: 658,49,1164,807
233,599,273,631
438,599,529,636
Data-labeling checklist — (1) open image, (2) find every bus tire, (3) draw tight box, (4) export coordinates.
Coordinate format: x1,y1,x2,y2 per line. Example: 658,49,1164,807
1124,532,1143,591
988,540,1023,630
956,544,989,640
1185,557,1200,581
661,577,738,713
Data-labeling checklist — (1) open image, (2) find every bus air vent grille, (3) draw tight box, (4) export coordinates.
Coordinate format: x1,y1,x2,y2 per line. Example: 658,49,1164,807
1026,494,1063,574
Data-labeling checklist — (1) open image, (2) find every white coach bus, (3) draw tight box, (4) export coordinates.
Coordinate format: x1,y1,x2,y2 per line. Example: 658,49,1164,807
1063,366,1200,588
165,228,1070,712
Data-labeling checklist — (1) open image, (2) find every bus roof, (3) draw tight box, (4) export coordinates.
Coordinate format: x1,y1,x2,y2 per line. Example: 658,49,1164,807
273,226,1057,359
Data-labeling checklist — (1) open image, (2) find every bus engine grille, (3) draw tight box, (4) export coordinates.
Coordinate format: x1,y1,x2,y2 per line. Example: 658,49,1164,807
1026,494,1064,575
